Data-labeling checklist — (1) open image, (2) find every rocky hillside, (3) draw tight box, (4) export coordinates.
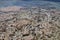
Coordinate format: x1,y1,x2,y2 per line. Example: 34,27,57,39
0,6,60,40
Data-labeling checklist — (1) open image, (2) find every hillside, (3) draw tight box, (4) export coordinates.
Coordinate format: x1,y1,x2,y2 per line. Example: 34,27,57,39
0,6,60,40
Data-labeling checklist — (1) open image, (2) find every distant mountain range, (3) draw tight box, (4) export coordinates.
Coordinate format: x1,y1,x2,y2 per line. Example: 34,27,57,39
0,0,60,9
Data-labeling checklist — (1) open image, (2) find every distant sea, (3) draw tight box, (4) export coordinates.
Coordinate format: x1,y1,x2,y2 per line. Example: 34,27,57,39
0,1,60,9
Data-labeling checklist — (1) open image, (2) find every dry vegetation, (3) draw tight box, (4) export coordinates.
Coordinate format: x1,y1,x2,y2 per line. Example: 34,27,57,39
0,6,60,40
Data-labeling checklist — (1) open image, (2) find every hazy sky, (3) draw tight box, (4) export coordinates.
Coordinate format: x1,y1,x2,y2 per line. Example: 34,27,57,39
0,0,60,2
22,0,60,1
